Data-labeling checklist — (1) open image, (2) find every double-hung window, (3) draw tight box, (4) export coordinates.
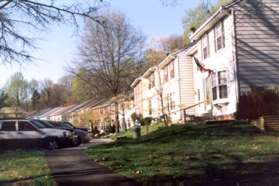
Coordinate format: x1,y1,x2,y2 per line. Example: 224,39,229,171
218,71,228,99
169,62,175,79
215,22,225,51
202,34,209,60
149,73,155,89
148,99,152,115
164,67,168,83
212,71,228,100
170,93,175,110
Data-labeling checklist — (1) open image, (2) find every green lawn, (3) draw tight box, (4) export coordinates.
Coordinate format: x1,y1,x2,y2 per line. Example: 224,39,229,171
0,150,52,183
110,123,165,140
87,122,279,182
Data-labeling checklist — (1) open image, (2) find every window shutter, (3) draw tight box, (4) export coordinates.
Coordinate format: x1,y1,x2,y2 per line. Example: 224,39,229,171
222,21,225,48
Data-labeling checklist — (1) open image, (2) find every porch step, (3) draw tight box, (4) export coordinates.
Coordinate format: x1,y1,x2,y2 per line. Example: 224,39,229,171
264,115,279,132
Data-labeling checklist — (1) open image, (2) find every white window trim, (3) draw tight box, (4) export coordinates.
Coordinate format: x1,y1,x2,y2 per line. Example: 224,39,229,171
211,70,229,103
214,21,225,52
201,33,210,60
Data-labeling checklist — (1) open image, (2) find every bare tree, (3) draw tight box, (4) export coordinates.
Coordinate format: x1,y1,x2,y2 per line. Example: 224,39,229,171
155,67,169,126
0,0,103,63
75,11,145,132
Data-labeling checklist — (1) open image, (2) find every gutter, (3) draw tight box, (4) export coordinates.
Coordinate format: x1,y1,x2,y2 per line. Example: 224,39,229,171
190,3,234,41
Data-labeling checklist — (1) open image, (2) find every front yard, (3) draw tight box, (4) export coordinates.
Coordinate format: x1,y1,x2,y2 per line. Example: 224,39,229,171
87,122,279,183
0,150,52,183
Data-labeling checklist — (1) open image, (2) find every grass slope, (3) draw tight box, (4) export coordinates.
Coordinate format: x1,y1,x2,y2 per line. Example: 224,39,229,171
0,150,52,183
87,122,279,182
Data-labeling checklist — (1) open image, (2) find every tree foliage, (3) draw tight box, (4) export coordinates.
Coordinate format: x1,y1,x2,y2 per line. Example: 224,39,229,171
182,0,232,43
143,35,185,69
0,92,9,108
3,73,73,111
5,72,28,107
71,68,94,102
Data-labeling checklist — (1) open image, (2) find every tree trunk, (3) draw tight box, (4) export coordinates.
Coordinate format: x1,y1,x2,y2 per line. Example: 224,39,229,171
160,93,168,127
122,104,127,131
114,102,120,133
157,65,168,127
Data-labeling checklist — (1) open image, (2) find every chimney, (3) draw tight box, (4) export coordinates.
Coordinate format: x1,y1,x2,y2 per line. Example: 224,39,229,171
188,27,197,39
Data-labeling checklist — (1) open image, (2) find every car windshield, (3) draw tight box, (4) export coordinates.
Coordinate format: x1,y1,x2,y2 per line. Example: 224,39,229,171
63,123,74,129
31,120,54,129
48,121,71,129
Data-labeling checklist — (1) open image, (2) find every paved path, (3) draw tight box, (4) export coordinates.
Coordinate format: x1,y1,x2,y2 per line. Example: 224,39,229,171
46,139,139,186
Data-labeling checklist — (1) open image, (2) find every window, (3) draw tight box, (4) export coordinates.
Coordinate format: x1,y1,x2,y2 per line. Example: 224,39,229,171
148,100,152,115
215,22,225,51
163,67,168,83
218,71,228,99
197,89,201,102
205,77,212,104
212,71,228,100
0,121,16,131
170,93,176,110
212,73,217,100
202,34,209,59
18,121,37,131
169,62,175,79
148,73,155,89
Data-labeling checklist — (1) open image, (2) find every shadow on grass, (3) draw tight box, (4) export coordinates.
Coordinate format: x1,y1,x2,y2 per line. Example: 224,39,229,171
108,122,264,146
0,175,55,186
90,122,279,185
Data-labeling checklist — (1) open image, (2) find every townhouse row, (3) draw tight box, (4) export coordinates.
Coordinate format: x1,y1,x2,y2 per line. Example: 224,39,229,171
131,0,279,123
29,96,134,131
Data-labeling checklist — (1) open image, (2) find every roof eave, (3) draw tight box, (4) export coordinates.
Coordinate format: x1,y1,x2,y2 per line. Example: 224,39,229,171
190,7,231,41
158,55,176,68
142,66,157,78
131,77,142,88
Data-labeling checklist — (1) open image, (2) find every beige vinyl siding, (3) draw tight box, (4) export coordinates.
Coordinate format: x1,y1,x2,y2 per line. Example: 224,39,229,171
177,52,195,115
234,0,279,93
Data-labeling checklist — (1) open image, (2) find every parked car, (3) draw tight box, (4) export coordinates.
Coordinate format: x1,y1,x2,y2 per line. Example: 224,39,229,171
0,119,78,150
48,121,91,144
30,119,80,147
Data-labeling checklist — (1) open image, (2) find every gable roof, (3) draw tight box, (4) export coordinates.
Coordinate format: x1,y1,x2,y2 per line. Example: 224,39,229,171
38,107,62,118
27,108,53,119
64,98,99,114
49,105,76,117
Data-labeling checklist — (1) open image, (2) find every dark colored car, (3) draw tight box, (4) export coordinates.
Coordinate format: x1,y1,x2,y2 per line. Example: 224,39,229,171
48,121,91,144
0,119,78,150
30,119,80,147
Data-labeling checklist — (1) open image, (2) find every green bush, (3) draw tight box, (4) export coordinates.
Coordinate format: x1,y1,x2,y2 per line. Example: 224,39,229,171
140,117,153,126
131,112,143,123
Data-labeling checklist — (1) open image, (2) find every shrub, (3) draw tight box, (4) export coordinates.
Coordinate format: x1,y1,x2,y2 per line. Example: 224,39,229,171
236,87,279,120
140,117,153,126
131,112,143,123
140,117,153,134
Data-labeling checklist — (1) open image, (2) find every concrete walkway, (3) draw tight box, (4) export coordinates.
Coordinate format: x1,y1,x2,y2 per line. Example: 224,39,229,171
46,139,139,186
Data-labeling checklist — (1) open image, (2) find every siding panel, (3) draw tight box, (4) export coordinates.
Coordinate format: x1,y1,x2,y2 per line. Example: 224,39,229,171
235,0,279,92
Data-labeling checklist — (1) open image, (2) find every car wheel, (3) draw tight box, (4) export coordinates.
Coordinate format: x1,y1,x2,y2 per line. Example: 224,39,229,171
47,138,58,150
76,137,82,146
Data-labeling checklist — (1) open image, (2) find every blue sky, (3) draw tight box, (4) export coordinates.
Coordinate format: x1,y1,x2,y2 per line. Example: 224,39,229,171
0,0,206,88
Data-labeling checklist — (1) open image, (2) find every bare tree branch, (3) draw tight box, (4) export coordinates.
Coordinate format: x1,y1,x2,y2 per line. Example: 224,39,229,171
0,0,103,63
